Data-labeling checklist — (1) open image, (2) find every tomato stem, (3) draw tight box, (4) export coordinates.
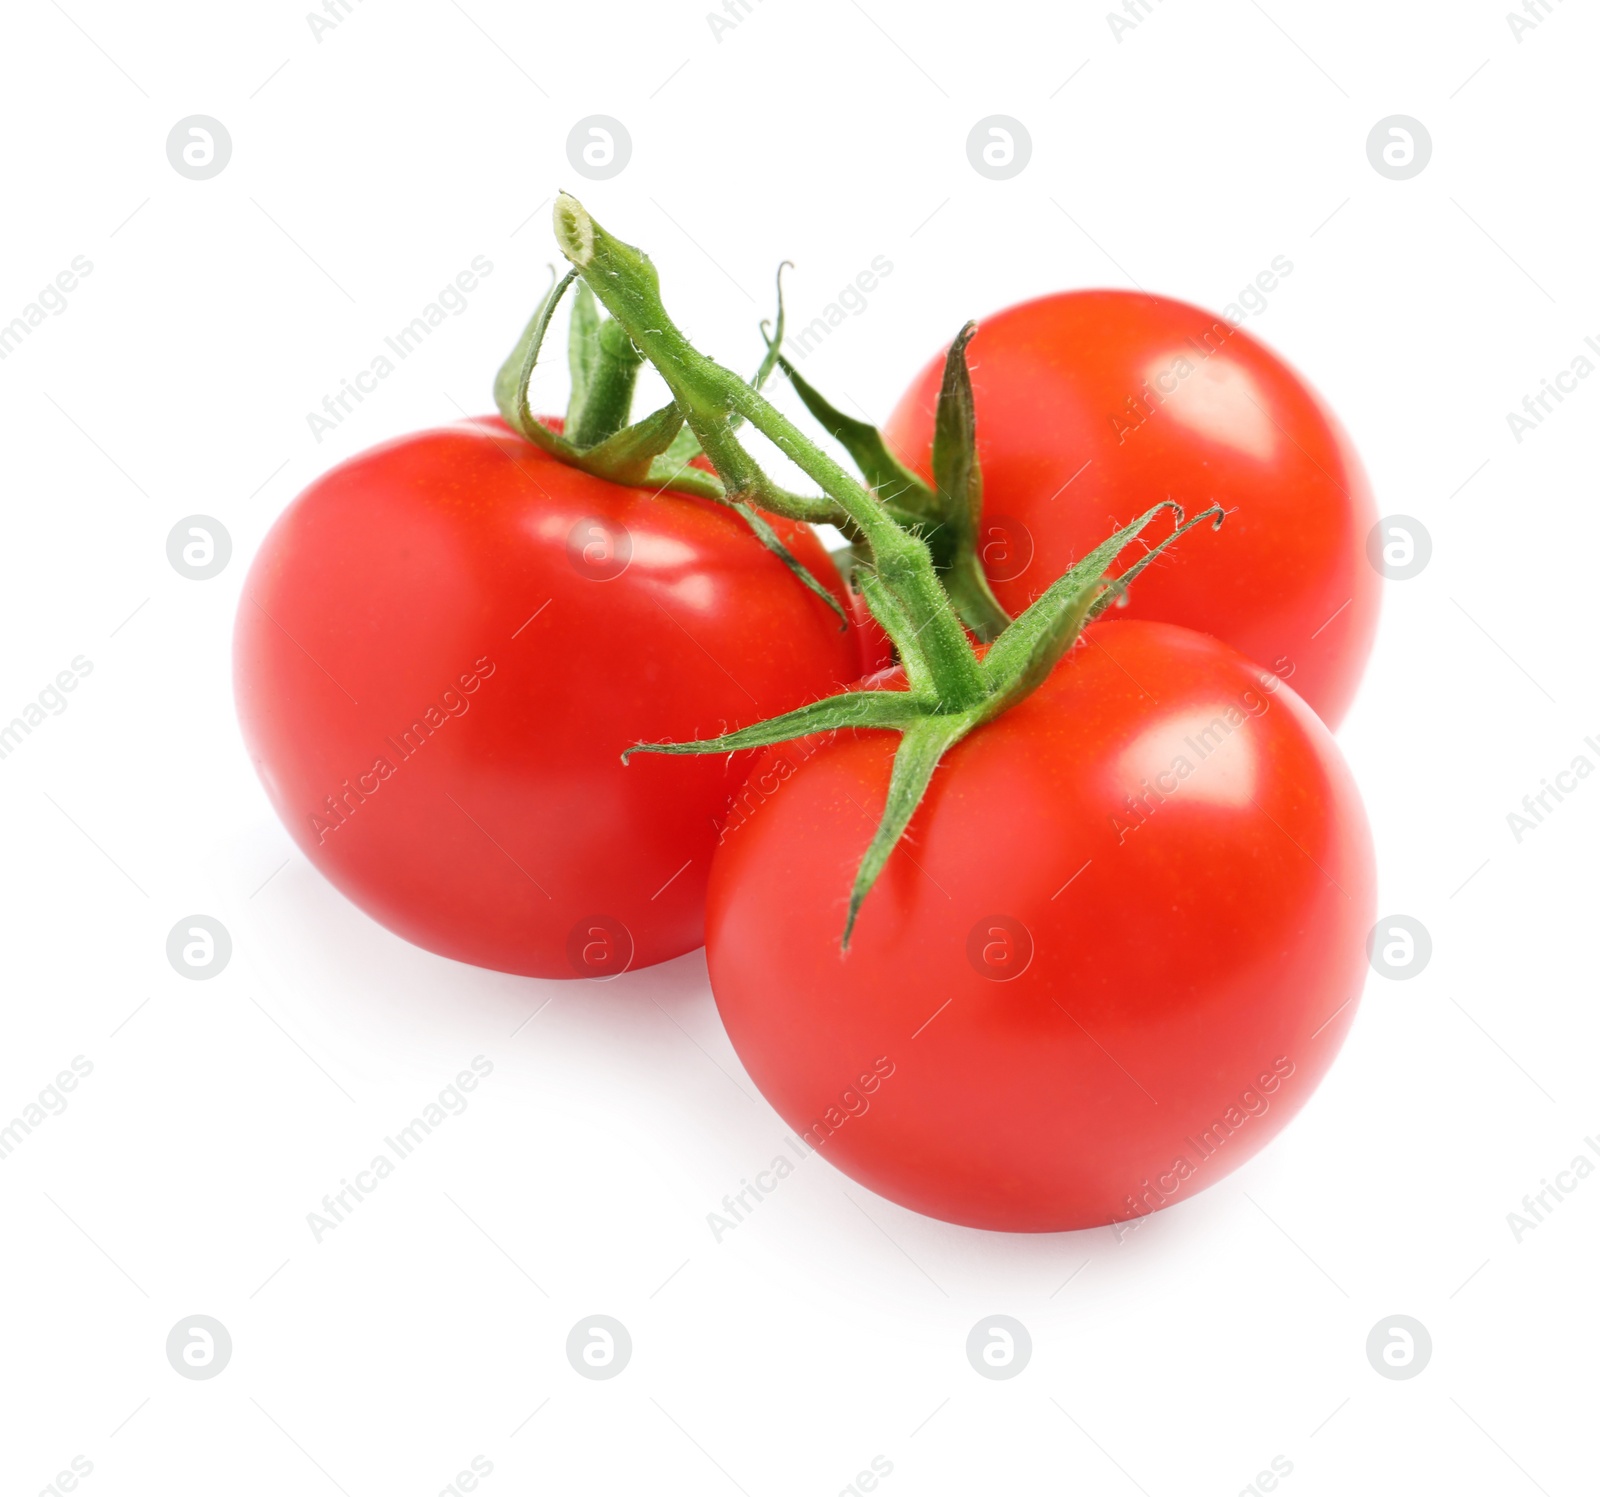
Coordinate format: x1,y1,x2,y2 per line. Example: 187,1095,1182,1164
488,259,845,621
564,282,646,447
552,192,987,712
552,194,1224,945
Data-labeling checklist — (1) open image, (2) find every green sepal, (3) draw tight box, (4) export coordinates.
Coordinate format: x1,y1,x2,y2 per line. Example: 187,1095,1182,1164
979,502,1226,714
976,570,1104,720
776,355,935,519
1086,504,1227,622
930,322,981,533
981,502,1177,708
627,502,1226,945
929,324,1011,642
492,266,844,617
749,262,792,406
488,270,711,497
727,501,849,626
493,266,711,494
494,265,581,456
580,401,687,486
843,714,975,947
775,327,1010,640
623,687,931,764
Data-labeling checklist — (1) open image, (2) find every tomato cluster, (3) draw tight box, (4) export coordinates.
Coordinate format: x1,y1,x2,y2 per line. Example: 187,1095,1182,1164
235,200,1376,1233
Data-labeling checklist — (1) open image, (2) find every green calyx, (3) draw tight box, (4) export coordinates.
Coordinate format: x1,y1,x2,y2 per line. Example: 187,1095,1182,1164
490,260,847,622
492,267,696,492
552,192,1227,947
497,203,1016,642
772,329,1011,642
628,500,1223,946
551,193,985,699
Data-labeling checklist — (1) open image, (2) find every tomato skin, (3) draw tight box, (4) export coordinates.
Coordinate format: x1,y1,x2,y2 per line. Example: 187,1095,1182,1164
882,290,1380,727
234,417,861,979
705,621,1374,1232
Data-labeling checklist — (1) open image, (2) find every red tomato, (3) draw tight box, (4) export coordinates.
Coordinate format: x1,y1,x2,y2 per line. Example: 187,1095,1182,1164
882,291,1380,726
705,621,1374,1231
234,417,861,978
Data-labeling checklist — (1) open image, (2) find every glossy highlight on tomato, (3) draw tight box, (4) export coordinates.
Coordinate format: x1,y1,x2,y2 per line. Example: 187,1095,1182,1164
883,290,1380,726
234,416,862,978
704,621,1375,1232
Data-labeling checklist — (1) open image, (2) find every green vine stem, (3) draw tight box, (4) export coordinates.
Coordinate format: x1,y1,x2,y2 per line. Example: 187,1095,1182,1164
552,193,987,709
628,499,1223,943
553,193,1226,946
564,283,646,447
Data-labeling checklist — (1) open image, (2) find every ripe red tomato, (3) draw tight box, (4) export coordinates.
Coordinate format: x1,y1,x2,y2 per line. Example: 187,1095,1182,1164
882,291,1380,726
705,621,1374,1231
234,417,861,978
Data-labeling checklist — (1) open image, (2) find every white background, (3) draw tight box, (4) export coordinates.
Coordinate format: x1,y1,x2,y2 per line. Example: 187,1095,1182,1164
2,0,1597,1492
